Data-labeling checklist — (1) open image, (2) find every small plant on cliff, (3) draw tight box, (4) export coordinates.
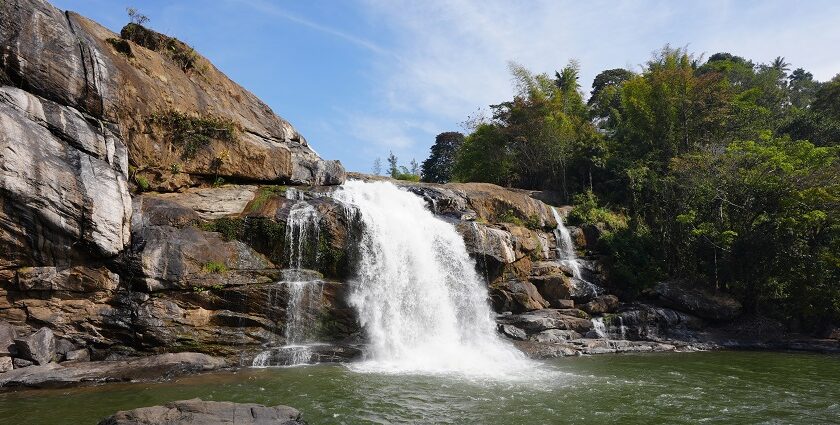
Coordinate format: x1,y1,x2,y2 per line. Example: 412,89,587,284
105,38,133,57
202,261,228,274
200,217,243,241
134,175,150,192
248,186,287,212
148,110,238,159
498,209,525,227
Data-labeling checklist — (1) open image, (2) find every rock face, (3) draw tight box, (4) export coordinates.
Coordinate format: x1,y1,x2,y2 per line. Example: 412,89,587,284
0,0,344,188
0,0,349,370
98,399,306,425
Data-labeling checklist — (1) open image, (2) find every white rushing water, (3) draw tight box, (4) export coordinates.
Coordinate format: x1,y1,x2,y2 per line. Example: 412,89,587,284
253,202,324,367
551,207,583,279
333,180,533,377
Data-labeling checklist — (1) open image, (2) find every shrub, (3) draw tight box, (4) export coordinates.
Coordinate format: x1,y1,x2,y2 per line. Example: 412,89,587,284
200,217,243,241
394,172,421,182
248,185,287,212
148,110,238,159
105,38,132,56
135,175,150,191
202,261,228,273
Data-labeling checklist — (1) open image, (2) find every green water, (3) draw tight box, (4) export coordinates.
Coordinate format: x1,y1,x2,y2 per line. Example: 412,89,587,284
1,351,838,424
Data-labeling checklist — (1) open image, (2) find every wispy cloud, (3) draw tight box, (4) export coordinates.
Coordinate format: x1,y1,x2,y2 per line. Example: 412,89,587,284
237,0,390,55
334,0,840,170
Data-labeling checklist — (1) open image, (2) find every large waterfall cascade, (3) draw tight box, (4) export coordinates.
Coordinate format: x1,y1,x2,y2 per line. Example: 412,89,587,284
333,180,533,376
253,200,326,367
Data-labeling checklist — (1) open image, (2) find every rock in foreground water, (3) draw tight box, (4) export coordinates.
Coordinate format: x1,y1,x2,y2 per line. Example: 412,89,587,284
98,399,306,425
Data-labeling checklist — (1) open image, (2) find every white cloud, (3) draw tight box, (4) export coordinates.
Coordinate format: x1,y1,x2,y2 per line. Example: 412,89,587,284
335,0,840,170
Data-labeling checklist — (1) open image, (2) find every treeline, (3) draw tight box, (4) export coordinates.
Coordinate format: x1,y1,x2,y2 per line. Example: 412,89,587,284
421,47,839,332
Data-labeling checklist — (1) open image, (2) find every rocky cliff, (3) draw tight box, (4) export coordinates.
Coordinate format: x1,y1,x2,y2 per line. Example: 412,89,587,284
0,0,348,374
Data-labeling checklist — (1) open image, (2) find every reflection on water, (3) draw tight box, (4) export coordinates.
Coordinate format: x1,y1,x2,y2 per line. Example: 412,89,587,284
1,351,839,424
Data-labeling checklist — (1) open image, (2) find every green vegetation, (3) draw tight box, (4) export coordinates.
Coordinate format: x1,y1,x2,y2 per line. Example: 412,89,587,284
148,110,238,159
119,9,199,72
200,217,243,241
421,132,465,183
202,261,228,274
421,47,839,331
134,175,150,192
105,37,132,56
248,185,287,212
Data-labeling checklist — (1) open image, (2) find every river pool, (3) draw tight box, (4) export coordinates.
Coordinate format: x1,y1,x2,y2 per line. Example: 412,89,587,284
1,351,838,424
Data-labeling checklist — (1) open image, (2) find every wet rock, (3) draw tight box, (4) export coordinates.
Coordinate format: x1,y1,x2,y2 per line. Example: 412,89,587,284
458,222,517,264
0,352,225,389
97,398,306,425
251,344,363,366
652,281,742,321
497,324,527,341
580,295,619,315
14,327,56,365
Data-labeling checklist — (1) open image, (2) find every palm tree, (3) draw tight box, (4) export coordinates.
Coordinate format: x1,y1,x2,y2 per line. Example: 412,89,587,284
771,56,790,75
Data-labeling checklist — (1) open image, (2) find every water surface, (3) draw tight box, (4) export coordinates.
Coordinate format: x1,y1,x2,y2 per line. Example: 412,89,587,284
1,351,838,424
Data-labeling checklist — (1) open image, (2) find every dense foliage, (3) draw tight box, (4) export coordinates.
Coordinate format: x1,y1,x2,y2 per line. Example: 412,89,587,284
425,47,840,332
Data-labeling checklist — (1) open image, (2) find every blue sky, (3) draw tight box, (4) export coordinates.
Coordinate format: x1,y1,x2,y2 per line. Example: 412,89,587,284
53,0,840,173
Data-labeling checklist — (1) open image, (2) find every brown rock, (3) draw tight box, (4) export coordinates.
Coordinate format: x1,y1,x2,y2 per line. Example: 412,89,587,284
581,295,620,315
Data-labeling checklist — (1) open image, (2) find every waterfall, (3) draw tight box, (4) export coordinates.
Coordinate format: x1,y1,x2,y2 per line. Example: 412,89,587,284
285,201,320,270
591,317,608,339
333,180,532,377
252,202,324,367
551,207,582,279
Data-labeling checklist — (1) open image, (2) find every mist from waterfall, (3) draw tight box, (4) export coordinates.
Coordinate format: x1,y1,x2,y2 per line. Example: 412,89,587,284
333,180,533,377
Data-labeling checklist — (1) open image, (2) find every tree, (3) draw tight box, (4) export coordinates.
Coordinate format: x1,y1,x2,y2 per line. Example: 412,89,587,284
372,157,382,176
421,132,464,183
387,151,399,178
409,158,420,176
126,7,149,25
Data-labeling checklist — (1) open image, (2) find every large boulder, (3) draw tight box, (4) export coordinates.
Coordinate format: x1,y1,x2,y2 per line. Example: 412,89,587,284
489,280,548,313
580,295,619,315
652,281,742,321
13,327,55,365
97,399,306,425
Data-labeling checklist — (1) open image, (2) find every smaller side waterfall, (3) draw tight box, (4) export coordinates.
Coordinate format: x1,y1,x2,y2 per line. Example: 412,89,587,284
285,202,320,270
591,317,608,338
551,207,583,279
253,201,326,367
